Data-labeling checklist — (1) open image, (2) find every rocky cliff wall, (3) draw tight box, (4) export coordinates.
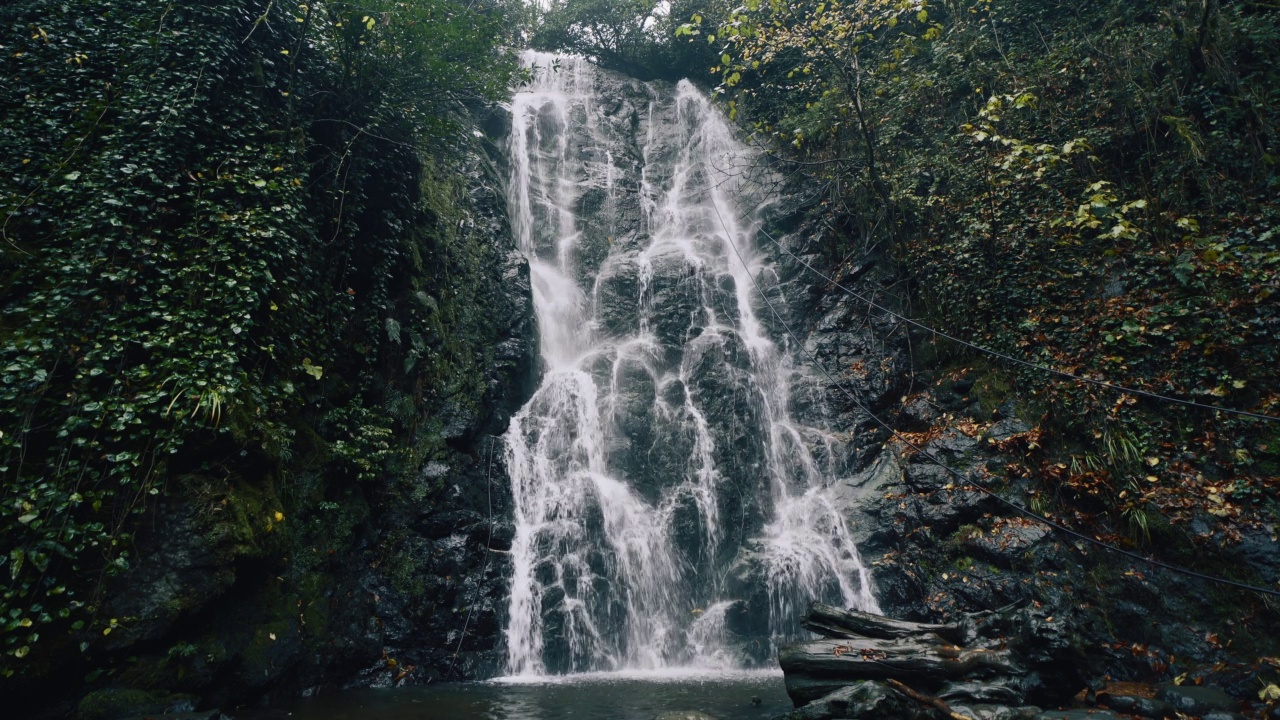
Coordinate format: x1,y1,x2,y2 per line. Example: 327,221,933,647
766,212,1280,708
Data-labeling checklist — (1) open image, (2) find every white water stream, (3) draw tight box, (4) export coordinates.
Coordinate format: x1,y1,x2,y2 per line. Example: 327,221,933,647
502,53,878,677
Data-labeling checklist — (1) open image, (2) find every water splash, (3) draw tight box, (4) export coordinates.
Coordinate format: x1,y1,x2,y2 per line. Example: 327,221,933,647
503,52,878,677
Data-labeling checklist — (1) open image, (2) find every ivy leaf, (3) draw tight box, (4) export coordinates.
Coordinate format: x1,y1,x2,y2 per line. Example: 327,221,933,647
301,359,323,380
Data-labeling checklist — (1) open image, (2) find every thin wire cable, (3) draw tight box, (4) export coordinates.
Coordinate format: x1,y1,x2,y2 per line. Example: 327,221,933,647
754,225,1280,423
710,201,1280,598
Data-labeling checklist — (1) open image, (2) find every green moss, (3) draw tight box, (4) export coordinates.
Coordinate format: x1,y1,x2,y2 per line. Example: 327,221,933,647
971,368,1014,417
387,545,428,597
239,620,297,680
115,654,185,694
76,688,176,720
295,572,333,642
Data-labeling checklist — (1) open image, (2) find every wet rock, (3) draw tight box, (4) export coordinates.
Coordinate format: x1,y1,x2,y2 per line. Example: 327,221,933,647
930,429,979,458
908,485,1002,538
118,713,226,720
102,490,251,649
904,462,952,492
964,522,1049,569
939,680,1026,706
991,400,1018,421
986,418,1031,442
1234,524,1280,578
899,396,941,430
1097,693,1173,718
76,688,197,720
1034,711,1125,720
476,519,514,552
949,705,1042,720
777,681,915,720
840,452,903,500
1155,684,1239,715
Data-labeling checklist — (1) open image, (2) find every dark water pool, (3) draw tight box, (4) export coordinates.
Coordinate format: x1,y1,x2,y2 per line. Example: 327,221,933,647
240,670,792,720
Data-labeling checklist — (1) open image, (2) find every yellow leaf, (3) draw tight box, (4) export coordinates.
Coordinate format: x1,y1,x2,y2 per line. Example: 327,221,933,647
274,511,284,522
1259,684,1280,702
301,359,323,380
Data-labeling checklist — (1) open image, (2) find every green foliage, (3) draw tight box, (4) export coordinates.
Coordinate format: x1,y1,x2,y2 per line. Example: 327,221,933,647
534,0,727,81
710,0,1280,545
0,0,517,678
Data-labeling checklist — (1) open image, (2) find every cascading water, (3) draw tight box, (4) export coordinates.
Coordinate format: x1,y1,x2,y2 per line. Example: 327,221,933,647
502,52,878,678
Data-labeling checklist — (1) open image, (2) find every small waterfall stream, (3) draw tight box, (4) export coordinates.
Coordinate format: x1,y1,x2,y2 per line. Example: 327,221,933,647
502,53,878,678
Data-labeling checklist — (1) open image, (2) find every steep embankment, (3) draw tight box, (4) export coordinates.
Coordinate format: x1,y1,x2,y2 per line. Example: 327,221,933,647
725,0,1280,711
0,2,534,717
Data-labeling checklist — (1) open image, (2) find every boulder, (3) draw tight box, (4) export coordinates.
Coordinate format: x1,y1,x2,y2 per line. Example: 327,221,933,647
1155,684,1239,715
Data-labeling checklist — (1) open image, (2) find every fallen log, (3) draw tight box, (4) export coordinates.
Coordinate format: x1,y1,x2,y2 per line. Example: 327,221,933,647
779,603,1086,712
778,637,1017,681
802,602,967,645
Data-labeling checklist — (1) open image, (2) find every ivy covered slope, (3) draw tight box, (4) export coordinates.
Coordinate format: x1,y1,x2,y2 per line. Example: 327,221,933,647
710,0,1279,580
0,0,533,714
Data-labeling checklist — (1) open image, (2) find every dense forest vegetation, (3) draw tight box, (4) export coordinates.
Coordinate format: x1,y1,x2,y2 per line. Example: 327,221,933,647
2,0,1278,715
698,0,1280,550
1,0,530,706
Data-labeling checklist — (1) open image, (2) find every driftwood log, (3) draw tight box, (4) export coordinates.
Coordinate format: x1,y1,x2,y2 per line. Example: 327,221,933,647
801,603,968,645
779,602,1085,714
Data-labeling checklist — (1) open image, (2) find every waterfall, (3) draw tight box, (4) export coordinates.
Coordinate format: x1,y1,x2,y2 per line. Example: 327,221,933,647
502,52,878,678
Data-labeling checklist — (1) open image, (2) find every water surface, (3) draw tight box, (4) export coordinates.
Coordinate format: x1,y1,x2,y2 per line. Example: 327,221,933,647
242,670,791,720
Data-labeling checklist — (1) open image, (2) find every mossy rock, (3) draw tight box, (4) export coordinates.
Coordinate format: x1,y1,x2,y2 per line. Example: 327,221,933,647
76,687,195,720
